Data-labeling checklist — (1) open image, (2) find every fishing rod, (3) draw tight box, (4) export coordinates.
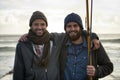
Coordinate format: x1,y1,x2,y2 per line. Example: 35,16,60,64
86,0,93,80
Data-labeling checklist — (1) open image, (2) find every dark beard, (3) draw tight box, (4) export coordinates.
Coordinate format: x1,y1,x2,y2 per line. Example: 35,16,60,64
66,31,82,41
31,28,46,37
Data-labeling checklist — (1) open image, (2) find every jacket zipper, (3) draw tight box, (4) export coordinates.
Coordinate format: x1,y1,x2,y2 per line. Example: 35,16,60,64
45,68,48,80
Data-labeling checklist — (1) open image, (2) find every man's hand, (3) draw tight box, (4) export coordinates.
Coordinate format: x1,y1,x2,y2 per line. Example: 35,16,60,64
87,65,96,76
92,39,100,50
19,34,28,42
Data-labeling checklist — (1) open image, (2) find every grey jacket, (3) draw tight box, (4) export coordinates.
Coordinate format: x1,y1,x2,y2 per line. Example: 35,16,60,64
13,33,65,80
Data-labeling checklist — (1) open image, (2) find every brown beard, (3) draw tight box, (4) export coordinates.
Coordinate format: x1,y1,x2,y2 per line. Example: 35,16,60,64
31,27,46,37
66,30,82,41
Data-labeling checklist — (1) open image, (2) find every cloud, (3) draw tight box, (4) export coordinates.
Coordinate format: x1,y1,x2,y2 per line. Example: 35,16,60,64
0,0,120,34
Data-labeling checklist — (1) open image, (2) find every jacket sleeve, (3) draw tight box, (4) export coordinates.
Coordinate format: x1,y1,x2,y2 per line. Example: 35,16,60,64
94,43,113,78
91,32,99,40
82,30,99,40
13,43,25,80
50,33,65,44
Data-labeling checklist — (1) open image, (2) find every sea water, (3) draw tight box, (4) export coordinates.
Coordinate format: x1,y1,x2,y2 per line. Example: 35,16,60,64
0,34,120,80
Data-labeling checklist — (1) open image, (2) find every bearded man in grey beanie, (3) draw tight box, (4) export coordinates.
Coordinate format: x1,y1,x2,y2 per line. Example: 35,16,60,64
13,11,66,80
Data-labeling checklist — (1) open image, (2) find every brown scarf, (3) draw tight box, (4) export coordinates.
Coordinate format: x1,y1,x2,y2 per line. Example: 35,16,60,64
27,29,50,68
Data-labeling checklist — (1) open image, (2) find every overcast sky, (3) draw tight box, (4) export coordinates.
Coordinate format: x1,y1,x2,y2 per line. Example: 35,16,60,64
0,0,120,34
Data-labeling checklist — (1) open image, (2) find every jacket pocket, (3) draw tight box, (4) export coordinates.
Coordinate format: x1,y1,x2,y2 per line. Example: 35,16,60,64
33,69,47,80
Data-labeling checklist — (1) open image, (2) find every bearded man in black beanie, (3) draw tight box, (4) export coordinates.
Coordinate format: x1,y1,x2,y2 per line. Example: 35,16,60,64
59,13,113,80
14,11,102,80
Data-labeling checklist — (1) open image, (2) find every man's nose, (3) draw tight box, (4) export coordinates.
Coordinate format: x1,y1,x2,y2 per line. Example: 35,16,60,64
70,26,75,30
37,25,42,29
